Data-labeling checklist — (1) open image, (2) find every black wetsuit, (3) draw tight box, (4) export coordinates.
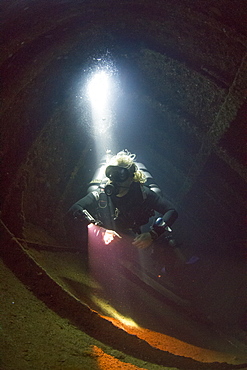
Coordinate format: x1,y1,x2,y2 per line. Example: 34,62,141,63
66,182,178,247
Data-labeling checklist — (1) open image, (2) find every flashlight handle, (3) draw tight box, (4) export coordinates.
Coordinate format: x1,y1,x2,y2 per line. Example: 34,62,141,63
74,209,102,226
150,217,172,240
82,209,96,223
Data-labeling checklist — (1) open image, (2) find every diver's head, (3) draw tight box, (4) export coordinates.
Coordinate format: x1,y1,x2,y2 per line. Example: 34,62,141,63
105,165,135,183
104,164,135,196
104,150,146,196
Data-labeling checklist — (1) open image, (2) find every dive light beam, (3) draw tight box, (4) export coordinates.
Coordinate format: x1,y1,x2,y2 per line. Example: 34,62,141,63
86,69,115,155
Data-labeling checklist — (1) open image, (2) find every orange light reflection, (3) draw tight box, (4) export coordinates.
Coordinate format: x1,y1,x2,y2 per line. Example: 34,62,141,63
101,316,239,364
92,346,147,370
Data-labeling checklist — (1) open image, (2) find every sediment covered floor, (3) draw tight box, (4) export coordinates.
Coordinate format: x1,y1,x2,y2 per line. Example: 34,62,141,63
1,221,247,370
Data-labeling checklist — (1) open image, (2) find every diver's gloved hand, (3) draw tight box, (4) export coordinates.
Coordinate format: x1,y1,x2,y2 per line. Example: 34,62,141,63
132,232,153,249
102,229,122,245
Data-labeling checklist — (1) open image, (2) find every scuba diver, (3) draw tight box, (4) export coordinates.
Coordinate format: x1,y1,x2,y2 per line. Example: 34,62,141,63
66,149,178,252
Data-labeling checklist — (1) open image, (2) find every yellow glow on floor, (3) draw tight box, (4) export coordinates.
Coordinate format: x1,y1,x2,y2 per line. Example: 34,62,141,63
90,295,138,328
91,295,139,328
103,316,240,364
92,346,148,370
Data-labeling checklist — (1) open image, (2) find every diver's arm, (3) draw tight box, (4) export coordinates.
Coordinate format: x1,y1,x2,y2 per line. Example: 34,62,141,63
65,193,98,248
67,193,97,221
159,208,178,227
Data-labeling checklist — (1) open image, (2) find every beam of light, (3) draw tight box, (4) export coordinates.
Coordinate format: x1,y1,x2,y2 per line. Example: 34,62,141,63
87,223,138,328
87,70,111,110
86,69,114,144
84,56,119,158
91,295,139,328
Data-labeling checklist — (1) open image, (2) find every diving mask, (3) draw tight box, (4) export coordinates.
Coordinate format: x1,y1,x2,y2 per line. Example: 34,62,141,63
105,165,131,183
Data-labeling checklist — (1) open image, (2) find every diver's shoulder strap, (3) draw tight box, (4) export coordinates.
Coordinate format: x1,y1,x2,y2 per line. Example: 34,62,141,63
91,179,108,201
91,184,110,210
91,184,116,229
92,190,100,201
140,184,148,200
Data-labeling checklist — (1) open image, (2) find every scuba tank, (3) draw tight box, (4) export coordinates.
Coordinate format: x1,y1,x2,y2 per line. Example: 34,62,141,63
87,151,113,194
135,162,162,197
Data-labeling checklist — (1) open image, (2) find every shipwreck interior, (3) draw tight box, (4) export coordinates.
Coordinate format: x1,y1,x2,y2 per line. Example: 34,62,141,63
1,0,247,369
